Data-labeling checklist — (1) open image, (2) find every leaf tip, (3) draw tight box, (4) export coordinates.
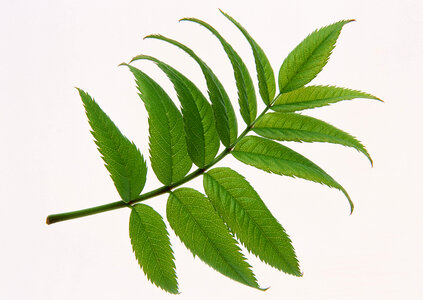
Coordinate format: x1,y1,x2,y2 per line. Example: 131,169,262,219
75,87,86,98
361,148,374,167
129,55,143,64
363,91,383,102
289,267,303,277
180,17,200,25
218,8,228,17
143,34,156,40
338,19,355,26
164,285,180,295
341,188,354,215
333,19,355,29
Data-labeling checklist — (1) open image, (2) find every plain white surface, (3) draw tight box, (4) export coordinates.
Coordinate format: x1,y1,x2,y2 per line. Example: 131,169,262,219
1,0,422,299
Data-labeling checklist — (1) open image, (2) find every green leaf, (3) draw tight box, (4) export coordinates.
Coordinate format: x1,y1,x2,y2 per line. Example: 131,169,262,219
130,55,220,168
167,188,261,289
145,34,238,146
220,10,276,105
181,17,257,125
203,167,301,276
77,88,147,202
129,204,178,294
232,136,353,213
253,112,373,165
121,64,192,185
278,20,354,93
272,85,381,112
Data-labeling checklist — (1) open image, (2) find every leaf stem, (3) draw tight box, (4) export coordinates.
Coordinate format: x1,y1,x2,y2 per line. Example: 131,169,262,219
46,103,274,225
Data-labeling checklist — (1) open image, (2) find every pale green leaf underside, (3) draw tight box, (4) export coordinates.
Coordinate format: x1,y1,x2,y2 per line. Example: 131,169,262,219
145,34,238,146
232,136,353,212
77,88,147,202
278,20,353,93
167,188,260,289
272,85,381,112
129,204,178,294
123,64,192,186
131,55,220,167
220,10,276,105
182,17,257,125
253,112,373,165
204,167,301,276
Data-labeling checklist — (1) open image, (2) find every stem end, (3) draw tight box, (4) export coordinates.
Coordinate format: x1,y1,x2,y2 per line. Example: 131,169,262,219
46,215,53,225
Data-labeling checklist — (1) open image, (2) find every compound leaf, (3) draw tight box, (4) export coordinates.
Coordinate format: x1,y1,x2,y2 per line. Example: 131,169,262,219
220,10,276,105
182,17,257,125
129,204,178,294
167,188,261,289
203,167,301,276
254,112,373,165
232,136,353,213
145,34,238,146
122,64,192,186
278,20,353,93
77,88,147,202
272,85,381,112
131,55,220,167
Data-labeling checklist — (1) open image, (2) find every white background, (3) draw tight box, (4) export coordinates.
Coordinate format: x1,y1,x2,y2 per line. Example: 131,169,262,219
1,0,422,299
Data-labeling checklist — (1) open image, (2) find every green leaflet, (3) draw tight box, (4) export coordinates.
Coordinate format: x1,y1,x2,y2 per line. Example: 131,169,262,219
278,20,353,93
182,17,257,125
272,85,381,112
167,188,261,289
253,112,373,165
129,204,178,294
77,88,147,203
203,167,301,276
220,10,276,105
145,34,238,146
232,136,353,213
122,64,192,186
130,55,220,167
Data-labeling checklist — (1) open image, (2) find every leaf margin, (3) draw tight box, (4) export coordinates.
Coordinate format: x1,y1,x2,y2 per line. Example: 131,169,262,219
203,167,302,276
77,88,147,203
129,203,178,294
232,135,354,213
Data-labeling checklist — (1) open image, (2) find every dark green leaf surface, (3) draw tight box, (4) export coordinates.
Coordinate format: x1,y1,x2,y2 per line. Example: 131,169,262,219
182,17,257,125
131,55,220,167
272,85,381,112
232,136,353,212
145,34,238,146
253,112,373,165
220,10,276,105
204,167,301,276
77,88,147,202
122,64,192,186
129,204,178,294
278,20,353,93
167,188,260,289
